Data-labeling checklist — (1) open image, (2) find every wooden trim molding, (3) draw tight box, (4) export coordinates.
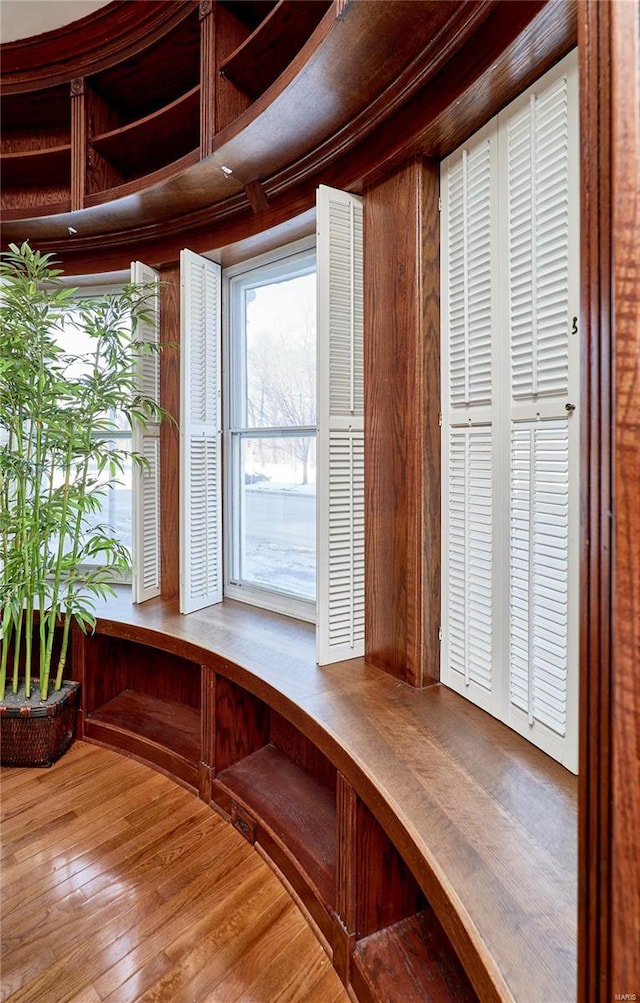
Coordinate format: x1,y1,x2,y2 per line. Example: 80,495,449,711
578,0,640,998
199,1,215,159
609,0,640,991
70,79,86,212
578,4,613,995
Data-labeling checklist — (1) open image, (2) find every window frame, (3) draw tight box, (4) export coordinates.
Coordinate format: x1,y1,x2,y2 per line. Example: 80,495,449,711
222,237,317,622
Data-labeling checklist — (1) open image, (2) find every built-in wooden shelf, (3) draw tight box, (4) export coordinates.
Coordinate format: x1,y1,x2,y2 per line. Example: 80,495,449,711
217,743,337,909
219,0,332,99
1,145,70,188
0,2,575,271
0,83,69,148
90,86,200,180
64,590,577,1003
218,0,279,33
83,149,202,209
0,82,71,212
87,689,200,761
352,911,479,1003
87,6,200,127
85,689,200,790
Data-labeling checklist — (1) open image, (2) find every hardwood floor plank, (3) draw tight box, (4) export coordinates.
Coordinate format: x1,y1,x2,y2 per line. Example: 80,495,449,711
90,844,262,998
66,987,102,1003
6,774,183,882
137,886,295,1002
231,923,338,1002
1,749,146,827
100,952,174,1003
1,743,348,1003
2,797,208,924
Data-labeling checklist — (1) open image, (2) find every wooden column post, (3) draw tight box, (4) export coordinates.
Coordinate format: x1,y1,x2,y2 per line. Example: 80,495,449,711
364,157,440,687
199,0,215,158
333,773,357,985
70,78,85,211
578,0,640,998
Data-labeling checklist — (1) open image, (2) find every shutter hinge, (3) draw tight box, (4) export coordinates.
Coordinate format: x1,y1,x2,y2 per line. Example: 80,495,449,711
438,412,443,427
438,197,443,212
438,625,443,642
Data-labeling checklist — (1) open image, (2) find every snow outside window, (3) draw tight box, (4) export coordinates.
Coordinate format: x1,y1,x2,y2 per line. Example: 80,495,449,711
224,240,317,622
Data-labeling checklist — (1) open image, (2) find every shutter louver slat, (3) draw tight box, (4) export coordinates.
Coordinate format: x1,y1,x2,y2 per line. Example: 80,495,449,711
141,436,160,593
180,250,222,614
131,260,161,603
317,185,365,664
447,427,493,691
326,431,364,646
447,139,493,407
510,421,569,736
508,75,570,401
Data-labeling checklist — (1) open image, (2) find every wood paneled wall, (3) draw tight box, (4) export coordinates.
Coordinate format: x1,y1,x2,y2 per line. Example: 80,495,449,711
363,157,440,687
579,0,640,998
610,0,640,990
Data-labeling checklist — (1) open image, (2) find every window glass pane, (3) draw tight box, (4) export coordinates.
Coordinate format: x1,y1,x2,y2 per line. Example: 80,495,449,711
234,434,316,601
57,306,129,428
245,272,316,429
53,299,132,572
82,438,133,562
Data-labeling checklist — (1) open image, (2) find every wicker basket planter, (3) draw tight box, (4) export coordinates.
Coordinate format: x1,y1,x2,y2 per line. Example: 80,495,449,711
0,681,80,768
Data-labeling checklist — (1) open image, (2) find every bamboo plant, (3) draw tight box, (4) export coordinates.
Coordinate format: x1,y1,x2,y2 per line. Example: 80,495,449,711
0,242,165,702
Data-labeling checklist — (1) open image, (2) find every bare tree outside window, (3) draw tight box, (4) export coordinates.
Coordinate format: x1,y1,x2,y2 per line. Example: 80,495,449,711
245,273,316,485
226,249,317,614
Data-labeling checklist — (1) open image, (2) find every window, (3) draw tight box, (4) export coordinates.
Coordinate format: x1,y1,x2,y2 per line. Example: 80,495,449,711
55,290,133,580
178,185,364,663
440,51,579,771
224,243,317,620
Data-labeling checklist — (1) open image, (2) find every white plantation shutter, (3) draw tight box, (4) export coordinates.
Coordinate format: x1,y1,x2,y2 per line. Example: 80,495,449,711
447,140,494,407
131,260,161,603
507,76,571,403
510,421,570,734
447,428,493,693
180,249,222,613
316,184,364,664
441,121,499,715
441,50,578,771
503,55,579,770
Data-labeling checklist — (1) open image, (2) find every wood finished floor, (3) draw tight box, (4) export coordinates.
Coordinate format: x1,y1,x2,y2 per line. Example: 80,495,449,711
0,742,349,1003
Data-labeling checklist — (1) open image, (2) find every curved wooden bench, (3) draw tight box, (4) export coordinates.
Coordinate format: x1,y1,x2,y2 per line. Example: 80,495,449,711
69,588,577,1003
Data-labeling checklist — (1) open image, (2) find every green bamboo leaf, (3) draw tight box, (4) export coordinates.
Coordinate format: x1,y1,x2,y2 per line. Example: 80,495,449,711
1,241,170,698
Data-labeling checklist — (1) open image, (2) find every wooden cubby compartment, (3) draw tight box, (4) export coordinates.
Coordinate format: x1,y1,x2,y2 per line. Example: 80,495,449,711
211,678,337,941
85,6,201,193
350,803,478,1003
218,0,332,100
82,634,201,790
0,85,71,212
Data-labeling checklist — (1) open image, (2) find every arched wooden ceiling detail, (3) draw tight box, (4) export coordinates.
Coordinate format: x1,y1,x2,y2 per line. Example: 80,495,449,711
0,0,576,272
